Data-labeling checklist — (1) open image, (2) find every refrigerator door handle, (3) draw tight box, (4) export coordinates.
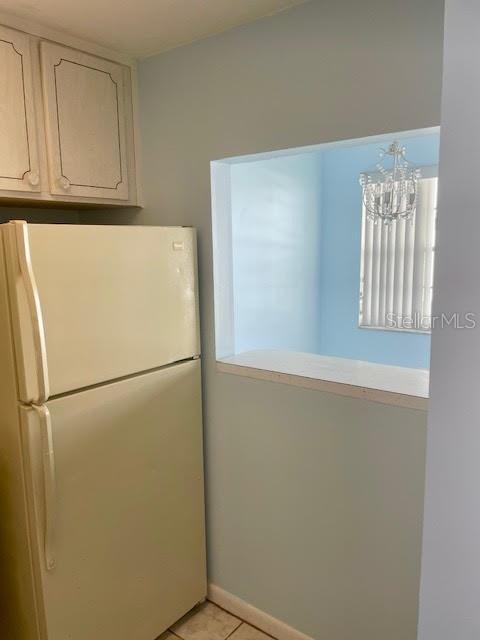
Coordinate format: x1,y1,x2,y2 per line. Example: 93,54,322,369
33,404,56,571
13,221,50,402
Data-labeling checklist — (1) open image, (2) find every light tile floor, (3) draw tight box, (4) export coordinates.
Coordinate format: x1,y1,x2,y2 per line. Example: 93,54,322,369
160,601,276,640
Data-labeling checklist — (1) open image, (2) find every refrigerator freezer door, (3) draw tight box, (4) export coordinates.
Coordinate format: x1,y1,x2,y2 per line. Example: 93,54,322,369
20,359,206,640
4,221,200,402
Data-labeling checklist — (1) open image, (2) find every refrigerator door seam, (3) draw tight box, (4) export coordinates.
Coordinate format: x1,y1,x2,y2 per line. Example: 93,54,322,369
46,355,201,401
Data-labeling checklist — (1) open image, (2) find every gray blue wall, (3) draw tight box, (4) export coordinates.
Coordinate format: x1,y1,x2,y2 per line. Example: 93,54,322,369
122,1,444,638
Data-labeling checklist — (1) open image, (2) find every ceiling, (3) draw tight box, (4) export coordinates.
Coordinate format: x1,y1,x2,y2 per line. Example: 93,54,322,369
0,0,308,58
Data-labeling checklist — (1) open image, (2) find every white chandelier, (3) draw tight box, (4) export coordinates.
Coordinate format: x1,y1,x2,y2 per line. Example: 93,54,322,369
359,140,421,225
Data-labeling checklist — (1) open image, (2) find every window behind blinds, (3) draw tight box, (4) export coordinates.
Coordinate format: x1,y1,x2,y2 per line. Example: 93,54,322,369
359,176,438,332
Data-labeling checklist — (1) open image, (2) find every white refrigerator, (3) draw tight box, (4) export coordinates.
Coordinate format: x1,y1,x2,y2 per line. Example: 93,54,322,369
0,221,206,640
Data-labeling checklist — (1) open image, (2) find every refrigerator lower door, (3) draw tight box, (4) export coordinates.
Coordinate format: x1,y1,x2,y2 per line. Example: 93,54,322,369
20,359,206,640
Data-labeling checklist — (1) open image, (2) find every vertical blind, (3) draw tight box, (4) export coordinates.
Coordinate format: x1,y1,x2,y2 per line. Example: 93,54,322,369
359,176,438,332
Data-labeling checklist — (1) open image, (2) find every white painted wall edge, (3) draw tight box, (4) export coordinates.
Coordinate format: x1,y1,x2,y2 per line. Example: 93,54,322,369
210,161,235,358
208,584,314,640
212,126,440,164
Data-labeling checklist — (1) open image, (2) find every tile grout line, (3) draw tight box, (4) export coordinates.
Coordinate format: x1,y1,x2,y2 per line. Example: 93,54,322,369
207,599,279,640
167,600,279,640
223,618,243,640
168,602,243,640
169,620,243,640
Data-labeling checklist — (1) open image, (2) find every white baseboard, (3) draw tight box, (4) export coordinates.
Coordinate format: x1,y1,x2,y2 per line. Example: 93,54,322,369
207,584,314,640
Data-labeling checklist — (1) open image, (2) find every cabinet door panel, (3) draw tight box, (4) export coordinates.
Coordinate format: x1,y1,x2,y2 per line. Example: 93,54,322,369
40,42,129,200
0,25,40,192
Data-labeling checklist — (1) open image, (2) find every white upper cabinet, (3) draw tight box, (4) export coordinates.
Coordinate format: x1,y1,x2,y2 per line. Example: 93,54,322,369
0,17,140,206
0,25,40,193
40,43,129,201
